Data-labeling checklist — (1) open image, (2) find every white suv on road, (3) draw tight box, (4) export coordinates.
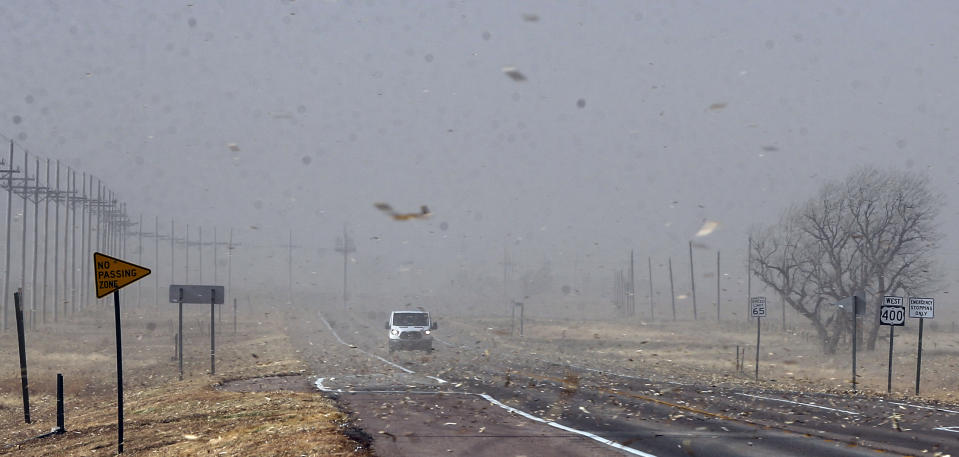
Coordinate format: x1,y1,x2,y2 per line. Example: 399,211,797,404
386,310,437,353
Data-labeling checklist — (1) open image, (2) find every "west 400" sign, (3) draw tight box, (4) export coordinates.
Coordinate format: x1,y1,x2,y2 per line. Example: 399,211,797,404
880,296,905,326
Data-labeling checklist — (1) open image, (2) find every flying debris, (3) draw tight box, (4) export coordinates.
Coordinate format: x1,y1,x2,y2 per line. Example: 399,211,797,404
502,67,527,82
374,202,432,221
708,102,727,111
227,143,240,151
694,220,720,237
522,13,540,22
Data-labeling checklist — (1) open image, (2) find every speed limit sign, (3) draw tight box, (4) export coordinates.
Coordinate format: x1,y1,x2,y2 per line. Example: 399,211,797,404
880,296,905,326
750,296,767,318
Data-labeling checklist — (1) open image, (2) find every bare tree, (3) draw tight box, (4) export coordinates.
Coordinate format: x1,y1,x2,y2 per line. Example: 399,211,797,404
752,167,942,353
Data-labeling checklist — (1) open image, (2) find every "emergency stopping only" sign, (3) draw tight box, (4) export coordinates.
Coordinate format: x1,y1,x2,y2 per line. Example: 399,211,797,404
909,297,935,319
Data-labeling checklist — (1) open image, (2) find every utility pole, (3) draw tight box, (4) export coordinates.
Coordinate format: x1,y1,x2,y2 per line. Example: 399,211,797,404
137,214,143,307
94,180,101,304
716,250,721,322
84,175,92,304
53,162,60,321
227,228,232,307
689,241,697,320
647,257,654,320
71,171,78,313
622,270,627,312
154,216,159,305
213,227,219,323
782,292,787,330
185,223,189,283
198,226,202,283
629,250,635,317
501,246,514,315
616,270,625,311
31,158,39,328
288,229,293,305
170,219,175,285
122,202,128,259
42,160,50,323
335,226,355,307
747,236,752,322
19,151,28,328
213,227,217,284
2,152,44,329
668,257,676,321
62,169,70,315
78,173,86,309
3,142,15,330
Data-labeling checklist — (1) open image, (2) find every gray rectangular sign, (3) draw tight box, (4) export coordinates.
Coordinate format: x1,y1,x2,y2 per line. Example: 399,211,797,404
169,285,225,304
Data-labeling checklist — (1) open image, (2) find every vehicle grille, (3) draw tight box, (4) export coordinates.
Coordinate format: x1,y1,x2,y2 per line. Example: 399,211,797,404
399,331,422,340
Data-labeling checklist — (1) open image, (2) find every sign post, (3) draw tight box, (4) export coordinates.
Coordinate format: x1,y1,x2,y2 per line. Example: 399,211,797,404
169,285,225,378
909,297,934,395
880,296,905,393
210,288,216,375
178,288,184,380
750,297,766,380
14,290,30,424
836,293,865,391
94,252,151,454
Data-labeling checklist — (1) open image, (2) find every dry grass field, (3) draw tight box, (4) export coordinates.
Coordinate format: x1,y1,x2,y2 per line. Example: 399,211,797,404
447,314,959,403
0,302,369,456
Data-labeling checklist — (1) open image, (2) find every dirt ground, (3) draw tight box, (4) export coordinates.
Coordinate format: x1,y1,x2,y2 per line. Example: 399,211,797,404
0,302,370,456
446,315,959,403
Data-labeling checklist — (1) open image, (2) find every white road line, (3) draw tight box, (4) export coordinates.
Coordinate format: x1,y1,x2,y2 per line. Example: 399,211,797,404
887,401,959,415
477,393,548,423
934,426,959,433
315,378,656,457
316,378,460,395
545,420,658,457
319,314,349,346
735,393,860,415
372,354,415,374
477,393,657,457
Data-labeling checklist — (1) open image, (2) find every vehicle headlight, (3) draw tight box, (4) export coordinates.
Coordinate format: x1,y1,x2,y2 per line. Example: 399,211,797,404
390,329,399,335
424,330,431,335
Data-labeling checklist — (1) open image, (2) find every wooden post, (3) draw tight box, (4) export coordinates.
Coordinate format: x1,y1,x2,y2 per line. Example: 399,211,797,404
689,241,697,320
668,258,675,321
15,290,30,423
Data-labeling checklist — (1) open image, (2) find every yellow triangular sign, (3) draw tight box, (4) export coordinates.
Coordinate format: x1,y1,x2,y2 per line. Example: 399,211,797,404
94,252,152,298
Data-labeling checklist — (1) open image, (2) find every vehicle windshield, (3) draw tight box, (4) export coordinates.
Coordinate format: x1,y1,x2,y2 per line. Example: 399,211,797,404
393,313,429,326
